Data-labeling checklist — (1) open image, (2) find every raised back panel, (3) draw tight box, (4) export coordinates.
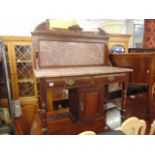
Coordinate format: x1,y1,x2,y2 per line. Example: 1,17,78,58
32,20,109,69
39,41,105,68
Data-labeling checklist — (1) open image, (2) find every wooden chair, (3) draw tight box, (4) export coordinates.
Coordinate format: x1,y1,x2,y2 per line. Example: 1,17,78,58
116,117,146,135
149,120,155,135
78,131,96,135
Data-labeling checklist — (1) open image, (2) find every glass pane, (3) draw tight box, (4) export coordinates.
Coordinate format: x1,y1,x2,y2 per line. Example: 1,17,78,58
110,45,125,53
15,45,31,62
133,24,144,48
52,88,69,111
16,63,33,79
18,82,34,97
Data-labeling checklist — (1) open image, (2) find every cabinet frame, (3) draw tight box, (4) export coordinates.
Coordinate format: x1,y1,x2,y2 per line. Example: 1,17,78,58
1,36,38,107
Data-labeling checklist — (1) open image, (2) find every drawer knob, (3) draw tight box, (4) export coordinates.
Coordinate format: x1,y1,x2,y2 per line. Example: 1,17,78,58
49,82,54,87
108,76,115,81
146,70,150,74
65,79,75,86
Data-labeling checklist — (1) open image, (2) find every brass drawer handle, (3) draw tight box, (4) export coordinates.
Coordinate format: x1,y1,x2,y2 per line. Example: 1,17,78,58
80,102,84,111
65,79,75,86
107,76,115,81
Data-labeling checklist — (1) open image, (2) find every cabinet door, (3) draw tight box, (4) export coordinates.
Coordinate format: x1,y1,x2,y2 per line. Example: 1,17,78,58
13,43,36,98
79,86,104,121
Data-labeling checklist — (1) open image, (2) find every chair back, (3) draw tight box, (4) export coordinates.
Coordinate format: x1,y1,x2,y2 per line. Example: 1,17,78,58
116,117,146,135
78,131,96,135
149,120,155,135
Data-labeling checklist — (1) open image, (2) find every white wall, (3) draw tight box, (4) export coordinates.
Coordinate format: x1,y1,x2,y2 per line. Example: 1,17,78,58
0,19,129,36
0,19,105,36
0,19,44,36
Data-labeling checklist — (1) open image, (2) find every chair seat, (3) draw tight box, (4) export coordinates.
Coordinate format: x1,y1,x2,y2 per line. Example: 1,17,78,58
127,83,148,95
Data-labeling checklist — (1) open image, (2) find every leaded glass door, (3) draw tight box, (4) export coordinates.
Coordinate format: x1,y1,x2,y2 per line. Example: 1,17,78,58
13,43,35,98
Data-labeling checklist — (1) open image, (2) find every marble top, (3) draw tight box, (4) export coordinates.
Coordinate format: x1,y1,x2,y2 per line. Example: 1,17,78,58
34,66,133,78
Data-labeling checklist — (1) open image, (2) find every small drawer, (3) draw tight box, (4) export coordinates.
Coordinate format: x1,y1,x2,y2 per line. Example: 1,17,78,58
46,79,65,87
64,77,91,87
94,74,127,84
46,76,91,88
74,77,91,86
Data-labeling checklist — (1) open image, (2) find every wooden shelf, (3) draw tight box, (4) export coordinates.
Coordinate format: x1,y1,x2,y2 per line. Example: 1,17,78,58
53,96,68,102
47,108,69,115
18,78,34,83
16,60,32,63
18,97,35,100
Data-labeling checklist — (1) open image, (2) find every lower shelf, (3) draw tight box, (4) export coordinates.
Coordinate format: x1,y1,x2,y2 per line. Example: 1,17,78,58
53,99,68,111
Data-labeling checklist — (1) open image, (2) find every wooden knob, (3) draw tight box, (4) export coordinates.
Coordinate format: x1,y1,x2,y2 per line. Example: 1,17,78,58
49,82,54,87
146,70,150,74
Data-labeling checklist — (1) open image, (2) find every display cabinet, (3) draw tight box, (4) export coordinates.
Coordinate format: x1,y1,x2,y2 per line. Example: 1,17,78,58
1,37,38,121
108,34,131,54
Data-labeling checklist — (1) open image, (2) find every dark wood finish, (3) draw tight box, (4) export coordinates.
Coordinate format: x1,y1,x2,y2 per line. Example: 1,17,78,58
109,52,155,120
37,72,130,134
38,79,48,134
32,20,132,134
109,53,151,83
30,93,152,135
70,85,105,122
129,48,155,53
47,117,106,135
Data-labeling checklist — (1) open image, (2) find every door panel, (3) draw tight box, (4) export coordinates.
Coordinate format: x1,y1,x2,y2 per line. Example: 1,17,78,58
79,86,104,121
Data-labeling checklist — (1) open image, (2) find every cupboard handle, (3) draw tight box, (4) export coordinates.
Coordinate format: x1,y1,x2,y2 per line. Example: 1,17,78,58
65,79,75,86
146,70,150,74
80,102,84,111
